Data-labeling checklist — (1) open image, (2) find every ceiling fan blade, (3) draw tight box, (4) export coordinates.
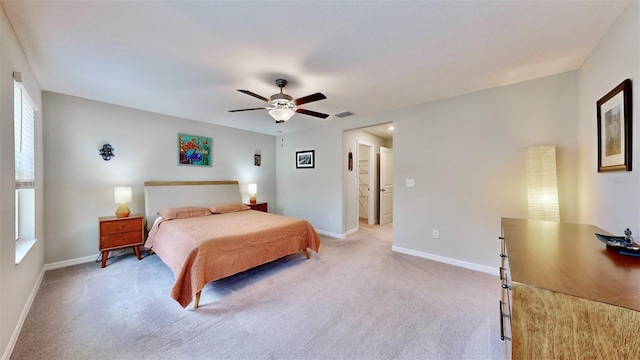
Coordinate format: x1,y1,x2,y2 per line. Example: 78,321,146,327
294,92,326,106
237,90,269,102
228,107,267,112
296,108,329,119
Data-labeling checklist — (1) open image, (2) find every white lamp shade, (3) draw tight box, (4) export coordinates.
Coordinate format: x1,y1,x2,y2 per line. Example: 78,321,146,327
114,186,132,204
525,145,559,221
268,108,295,122
248,183,257,195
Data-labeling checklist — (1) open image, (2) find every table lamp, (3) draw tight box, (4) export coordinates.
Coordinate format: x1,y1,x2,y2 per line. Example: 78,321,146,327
248,183,257,204
114,186,132,218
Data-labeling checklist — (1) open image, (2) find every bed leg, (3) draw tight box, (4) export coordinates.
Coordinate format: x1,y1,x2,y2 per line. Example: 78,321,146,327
149,248,154,255
194,291,201,310
303,248,310,259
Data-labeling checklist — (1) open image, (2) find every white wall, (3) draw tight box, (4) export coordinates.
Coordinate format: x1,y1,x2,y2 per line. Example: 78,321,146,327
278,71,580,269
392,72,579,268
0,6,44,359
43,92,276,264
577,1,640,233
275,124,344,237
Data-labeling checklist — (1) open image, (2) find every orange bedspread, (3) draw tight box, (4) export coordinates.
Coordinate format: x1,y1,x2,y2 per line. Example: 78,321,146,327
145,210,321,308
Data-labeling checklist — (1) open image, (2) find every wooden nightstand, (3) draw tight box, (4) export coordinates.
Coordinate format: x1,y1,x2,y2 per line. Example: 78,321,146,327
98,214,144,268
246,202,268,212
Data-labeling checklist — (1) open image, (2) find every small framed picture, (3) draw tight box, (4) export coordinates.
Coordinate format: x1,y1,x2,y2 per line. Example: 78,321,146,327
597,79,632,172
296,150,315,169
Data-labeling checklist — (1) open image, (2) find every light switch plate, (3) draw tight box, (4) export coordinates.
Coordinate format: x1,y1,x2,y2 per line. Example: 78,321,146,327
406,179,415,187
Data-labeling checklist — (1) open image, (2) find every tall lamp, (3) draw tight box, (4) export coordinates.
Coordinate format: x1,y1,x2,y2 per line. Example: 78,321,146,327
114,186,132,218
525,145,559,221
248,183,257,204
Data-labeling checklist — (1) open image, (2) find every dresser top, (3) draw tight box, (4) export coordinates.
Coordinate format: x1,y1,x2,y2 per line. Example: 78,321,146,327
502,218,640,312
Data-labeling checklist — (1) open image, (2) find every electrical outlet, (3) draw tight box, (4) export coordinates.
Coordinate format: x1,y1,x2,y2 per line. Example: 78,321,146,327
433,230,440,239
406,179,415,187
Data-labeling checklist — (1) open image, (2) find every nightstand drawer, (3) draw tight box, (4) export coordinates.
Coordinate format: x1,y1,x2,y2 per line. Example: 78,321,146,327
100,231,143,249
100,217,142,235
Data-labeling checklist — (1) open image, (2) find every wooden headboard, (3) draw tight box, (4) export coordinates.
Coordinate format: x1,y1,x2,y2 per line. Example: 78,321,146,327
144,181,242,222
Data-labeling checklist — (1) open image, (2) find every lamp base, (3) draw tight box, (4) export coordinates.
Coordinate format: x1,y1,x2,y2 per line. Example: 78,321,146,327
249,195,257,204
115,203,130,218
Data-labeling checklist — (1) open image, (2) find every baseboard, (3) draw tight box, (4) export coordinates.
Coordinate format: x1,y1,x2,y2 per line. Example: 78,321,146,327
391,246,497,275
345,227,359,236
44,254,98,271
314,229,346,239
1,266,46,360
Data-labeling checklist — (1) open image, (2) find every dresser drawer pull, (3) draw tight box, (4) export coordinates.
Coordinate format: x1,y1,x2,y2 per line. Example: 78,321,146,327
498,236,504,240
502,283,512,290
499,300,511,341
500,253,508,258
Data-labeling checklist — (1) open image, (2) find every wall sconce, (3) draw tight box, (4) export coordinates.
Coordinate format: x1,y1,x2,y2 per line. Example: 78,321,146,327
100,144,115,161
114,186,132,218
254,149,261,166
525,145,559,221
248,183,257,204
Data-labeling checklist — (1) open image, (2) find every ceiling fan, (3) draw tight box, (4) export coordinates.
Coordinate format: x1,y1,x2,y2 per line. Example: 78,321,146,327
229,79,329,123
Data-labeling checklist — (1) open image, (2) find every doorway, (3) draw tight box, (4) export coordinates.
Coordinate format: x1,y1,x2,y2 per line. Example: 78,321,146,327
358,142,374,225
344,123,393,234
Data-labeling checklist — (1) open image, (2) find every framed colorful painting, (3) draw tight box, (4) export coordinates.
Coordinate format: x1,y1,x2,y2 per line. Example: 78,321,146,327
178,133,212,167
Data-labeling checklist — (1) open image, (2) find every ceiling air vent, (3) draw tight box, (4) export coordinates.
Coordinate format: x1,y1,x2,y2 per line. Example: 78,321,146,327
334,111,354,118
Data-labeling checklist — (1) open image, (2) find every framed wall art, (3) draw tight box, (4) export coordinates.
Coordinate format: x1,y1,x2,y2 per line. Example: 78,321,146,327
296,150,315,169
597,79,632,172
178,133,212,167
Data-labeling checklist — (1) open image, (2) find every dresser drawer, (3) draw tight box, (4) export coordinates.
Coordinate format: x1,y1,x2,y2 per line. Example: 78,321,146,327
100,231,143,250
500,299,513,359
100,217,142,235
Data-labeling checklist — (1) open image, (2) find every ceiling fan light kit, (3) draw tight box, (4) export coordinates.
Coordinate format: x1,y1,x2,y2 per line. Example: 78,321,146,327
268,108,295,123
230,78,329,123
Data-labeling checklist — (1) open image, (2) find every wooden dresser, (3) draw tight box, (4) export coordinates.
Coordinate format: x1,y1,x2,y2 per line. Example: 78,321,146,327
500,218,640,359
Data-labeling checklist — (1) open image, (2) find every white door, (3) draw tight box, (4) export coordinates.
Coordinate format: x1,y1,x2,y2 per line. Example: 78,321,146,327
379,146,393,225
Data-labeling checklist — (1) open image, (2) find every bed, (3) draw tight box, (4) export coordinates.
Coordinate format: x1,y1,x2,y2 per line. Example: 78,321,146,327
143,181,321,309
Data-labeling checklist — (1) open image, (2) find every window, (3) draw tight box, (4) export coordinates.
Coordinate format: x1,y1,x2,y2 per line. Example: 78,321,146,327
14,72,37,263
14,76,36,191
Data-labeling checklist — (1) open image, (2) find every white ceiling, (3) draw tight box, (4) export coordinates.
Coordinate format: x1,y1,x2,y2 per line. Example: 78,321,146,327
1,1,630,136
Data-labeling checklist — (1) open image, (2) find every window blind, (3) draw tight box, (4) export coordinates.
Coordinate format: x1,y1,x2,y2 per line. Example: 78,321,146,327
14,80,36,189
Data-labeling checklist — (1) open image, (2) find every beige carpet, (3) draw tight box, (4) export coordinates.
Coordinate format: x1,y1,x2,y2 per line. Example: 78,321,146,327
11,223,502,359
